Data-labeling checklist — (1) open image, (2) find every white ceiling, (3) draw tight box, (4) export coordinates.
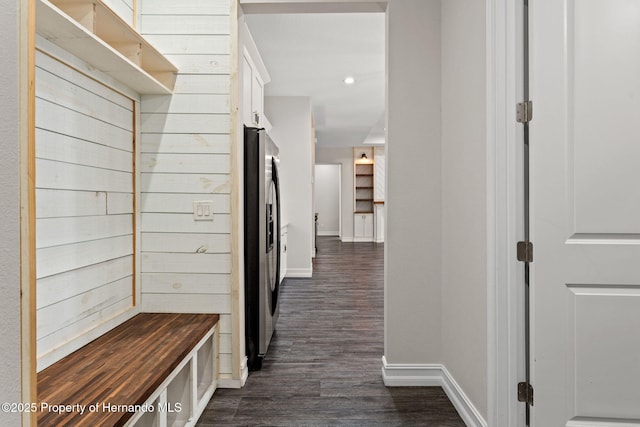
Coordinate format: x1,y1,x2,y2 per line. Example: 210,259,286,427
244,13,385,148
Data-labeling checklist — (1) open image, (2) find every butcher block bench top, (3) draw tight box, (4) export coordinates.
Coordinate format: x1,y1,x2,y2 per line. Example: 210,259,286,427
37,312,219,427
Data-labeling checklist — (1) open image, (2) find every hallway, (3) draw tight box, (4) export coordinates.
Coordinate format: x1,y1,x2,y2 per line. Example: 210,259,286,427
197,237,465,426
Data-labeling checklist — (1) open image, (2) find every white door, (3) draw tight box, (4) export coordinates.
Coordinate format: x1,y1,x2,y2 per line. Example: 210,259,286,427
315,164,341,236
531,1,640,425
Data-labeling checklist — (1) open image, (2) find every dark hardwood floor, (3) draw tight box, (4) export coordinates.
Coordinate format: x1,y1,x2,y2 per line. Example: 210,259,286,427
197,237,465,426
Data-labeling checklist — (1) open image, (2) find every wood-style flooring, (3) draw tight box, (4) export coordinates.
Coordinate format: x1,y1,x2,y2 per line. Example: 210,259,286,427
198,237,465,426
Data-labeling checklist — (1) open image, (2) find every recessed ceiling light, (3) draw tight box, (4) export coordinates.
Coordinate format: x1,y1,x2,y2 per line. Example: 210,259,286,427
343,76,355,85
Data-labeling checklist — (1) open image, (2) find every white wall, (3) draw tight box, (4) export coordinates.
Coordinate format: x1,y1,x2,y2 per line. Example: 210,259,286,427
441,0,488,419
265,96,314,277
383,0,488,421
0,1,22,422
139,0,236,379
35,48,136,370
315,147,354,242
315,164,341,236
385,0,442,363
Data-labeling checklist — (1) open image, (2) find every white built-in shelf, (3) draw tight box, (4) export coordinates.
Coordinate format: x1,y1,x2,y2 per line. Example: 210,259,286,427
36,0,178,94
354,160,374,214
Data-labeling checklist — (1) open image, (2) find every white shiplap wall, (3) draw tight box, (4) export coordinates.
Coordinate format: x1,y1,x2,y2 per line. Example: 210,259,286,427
139,0,234,377
35,48,136,371
103,0,135,27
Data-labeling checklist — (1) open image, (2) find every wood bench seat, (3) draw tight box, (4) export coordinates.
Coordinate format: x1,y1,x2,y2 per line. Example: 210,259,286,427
38,313,219,427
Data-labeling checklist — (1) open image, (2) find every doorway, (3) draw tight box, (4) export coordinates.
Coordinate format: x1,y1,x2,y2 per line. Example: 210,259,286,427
314,164,342,239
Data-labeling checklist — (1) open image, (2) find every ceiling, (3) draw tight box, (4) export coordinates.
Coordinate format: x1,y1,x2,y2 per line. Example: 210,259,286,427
244,13,385,148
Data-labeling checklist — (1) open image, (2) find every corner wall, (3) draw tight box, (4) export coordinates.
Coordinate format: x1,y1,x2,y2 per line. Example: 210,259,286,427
441,0,488,420
384,2,488,424
265,96,314,277
0,0,22,423
384,0,442,364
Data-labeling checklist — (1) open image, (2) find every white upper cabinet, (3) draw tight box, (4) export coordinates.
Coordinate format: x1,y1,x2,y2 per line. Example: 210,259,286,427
242,56,254,126
241,52,265,127
251,70,264,126
239,19,270,127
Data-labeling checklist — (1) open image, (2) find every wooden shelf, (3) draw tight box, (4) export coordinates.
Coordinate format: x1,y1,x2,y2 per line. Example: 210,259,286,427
354,151,375,238
36,0,178,94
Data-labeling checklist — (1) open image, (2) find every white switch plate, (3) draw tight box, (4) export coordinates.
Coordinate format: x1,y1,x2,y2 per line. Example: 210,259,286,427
193,201,214,221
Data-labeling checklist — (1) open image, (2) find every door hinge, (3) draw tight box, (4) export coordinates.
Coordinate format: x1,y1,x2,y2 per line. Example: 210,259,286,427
516,101,533,123
518,382,534,405
517,241,533,262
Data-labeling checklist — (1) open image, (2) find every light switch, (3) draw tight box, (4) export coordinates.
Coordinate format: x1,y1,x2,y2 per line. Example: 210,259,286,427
193,201,214,221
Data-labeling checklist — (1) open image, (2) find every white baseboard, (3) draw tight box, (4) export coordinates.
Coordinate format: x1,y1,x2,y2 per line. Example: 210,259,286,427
240,356,249,386
342,237,354,243
352,237,374,242
217,376,242,389
285,268,312,278
381,356,442,386
318,231,339,236
441,366,487,427
218,357,248,389
381,356,487,427
566,420,640,427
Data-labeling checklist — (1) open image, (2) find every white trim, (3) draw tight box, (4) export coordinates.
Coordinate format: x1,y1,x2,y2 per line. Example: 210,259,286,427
381,357,441,386
352,237,374,243
381,357,487,427
217,356,248,389
240,0,387,14
240,355,249,386
217,377,243,389
486,0,525,426
566,420,640,427
441,367,488,427
285,268,313,278
318,231,340,236
341,237,354,243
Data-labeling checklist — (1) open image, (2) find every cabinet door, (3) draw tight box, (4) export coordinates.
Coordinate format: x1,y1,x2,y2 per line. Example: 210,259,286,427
241,56,253,126
354,214,373,239
354,215,363,238
363,214,374,238
251,73,263,126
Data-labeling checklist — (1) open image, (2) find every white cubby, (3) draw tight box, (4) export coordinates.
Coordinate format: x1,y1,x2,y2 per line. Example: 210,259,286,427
167,363,192,426
132,398,160,427
128,326,218,427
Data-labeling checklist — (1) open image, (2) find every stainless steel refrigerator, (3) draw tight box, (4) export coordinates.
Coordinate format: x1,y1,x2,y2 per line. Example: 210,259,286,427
244,126,281,371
